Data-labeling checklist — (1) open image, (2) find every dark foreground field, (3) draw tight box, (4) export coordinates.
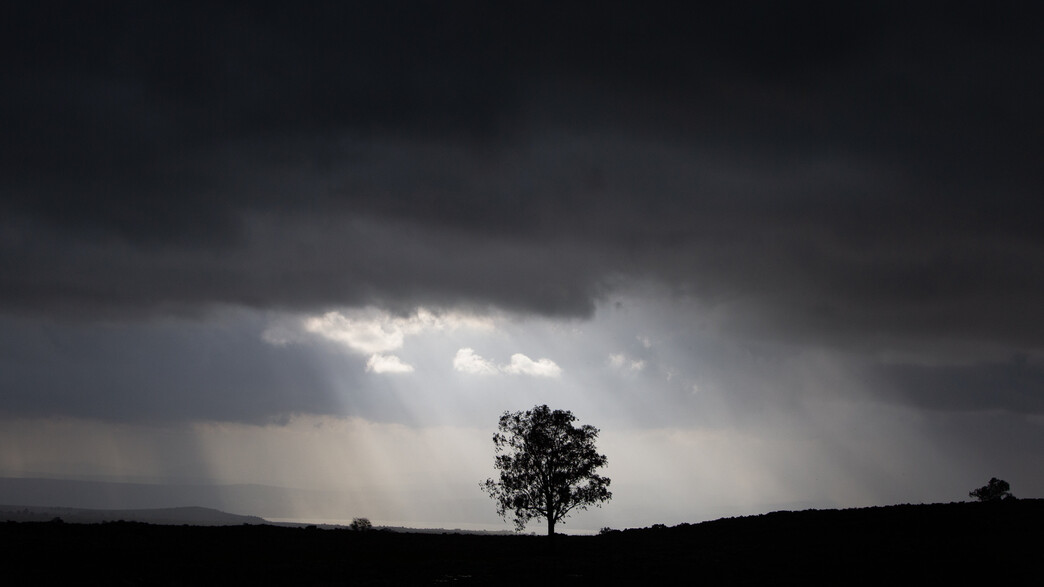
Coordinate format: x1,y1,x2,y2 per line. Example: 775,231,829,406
3,500,1041,585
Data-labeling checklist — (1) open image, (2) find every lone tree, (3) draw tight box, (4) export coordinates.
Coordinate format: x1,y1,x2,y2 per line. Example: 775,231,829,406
348,517,373,531
969,477,1013,502
482,404,611,537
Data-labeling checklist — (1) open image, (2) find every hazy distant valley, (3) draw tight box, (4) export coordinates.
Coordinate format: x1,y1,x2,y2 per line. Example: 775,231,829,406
0,476,495,528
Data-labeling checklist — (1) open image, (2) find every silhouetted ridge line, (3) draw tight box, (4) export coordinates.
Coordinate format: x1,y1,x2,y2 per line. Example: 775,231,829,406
3,500,1041,584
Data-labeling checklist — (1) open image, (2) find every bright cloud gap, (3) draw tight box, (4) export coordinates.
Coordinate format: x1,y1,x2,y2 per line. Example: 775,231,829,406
366,354,414,374
297,308,494,355
454,348,562,378
263,307,561,377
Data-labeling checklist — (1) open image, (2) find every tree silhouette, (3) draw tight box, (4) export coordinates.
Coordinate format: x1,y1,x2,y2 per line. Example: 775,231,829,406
482,404,611,537
969,477,1012,502
349,517,372,531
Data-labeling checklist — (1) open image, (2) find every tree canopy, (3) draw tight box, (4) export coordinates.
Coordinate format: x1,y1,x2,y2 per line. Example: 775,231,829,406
969,477,1013,502
482,404,611,536
348,517,373,531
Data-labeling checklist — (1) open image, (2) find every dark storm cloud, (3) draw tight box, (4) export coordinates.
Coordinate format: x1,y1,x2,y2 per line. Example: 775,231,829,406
2,1,1043,350
872,354,1044,414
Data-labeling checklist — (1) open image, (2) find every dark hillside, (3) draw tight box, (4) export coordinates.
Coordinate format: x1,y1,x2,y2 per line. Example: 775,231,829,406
3,500,1040,585
600,499,1042,583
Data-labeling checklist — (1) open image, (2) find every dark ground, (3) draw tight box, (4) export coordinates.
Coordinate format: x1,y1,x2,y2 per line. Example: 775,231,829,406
3,499,1041,585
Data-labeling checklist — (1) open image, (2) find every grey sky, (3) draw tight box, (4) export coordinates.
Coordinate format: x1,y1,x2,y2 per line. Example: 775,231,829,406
2,2,1042,530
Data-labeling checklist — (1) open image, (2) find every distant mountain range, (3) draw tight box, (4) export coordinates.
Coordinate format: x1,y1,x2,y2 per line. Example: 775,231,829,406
0,477,508,532
0,476,315,518
0,504,267,526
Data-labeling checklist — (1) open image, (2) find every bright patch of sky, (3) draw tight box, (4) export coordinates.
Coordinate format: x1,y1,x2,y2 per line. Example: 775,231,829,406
268,307,496,377
453,348,561,378
502,353,562,377
366,353,414,374
453,348,499,375
251,294,769,429
298,308,494,351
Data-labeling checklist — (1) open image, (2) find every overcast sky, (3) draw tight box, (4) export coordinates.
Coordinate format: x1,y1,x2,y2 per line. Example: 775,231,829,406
2,2,1042,531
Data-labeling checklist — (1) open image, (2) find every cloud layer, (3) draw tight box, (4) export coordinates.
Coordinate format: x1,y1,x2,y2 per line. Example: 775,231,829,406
1,3,1041,358
1,4,1041,424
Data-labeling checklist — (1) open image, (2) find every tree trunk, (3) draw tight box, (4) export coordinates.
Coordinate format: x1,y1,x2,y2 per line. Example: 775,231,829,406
545,516,558,554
